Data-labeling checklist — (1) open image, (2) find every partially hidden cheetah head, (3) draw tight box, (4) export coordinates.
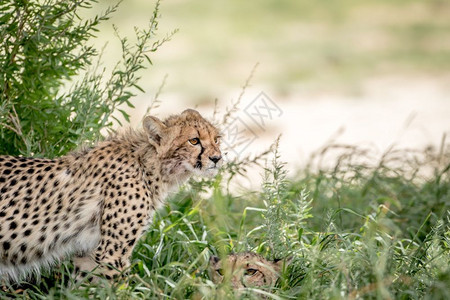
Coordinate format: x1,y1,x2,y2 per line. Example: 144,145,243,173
209,252,286,291
143,109,222,179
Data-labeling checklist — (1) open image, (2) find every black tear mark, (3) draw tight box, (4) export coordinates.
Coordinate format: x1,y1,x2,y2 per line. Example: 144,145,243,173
195,144,204,169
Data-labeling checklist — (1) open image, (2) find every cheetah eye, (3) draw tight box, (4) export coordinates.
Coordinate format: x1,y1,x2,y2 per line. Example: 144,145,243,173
214,136,220,144
244,268,258,276
216,269,224,276
189,138,200,145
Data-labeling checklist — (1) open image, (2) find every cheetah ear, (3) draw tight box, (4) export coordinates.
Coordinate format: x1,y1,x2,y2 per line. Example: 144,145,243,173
143,115,167,148
182,109,202,117
210,255,220,265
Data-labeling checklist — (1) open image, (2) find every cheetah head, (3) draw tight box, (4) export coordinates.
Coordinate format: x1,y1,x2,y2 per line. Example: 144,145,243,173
209,252,286,291
143,109,222,179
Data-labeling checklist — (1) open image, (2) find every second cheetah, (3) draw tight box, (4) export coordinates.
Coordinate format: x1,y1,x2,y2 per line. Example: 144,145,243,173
209,252,284,290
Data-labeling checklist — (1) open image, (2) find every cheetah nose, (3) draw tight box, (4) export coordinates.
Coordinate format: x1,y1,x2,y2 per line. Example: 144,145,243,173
209,155,222,164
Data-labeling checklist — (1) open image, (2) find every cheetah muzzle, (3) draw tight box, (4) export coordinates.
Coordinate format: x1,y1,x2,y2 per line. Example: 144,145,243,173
0,109,222,282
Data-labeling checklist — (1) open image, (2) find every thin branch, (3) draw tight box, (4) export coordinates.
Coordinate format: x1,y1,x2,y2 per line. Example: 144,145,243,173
146,74,168,115
222,62,259,125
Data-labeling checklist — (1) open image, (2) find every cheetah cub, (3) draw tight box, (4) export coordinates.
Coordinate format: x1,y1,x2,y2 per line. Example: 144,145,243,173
209,252,284,290
0,109,222,281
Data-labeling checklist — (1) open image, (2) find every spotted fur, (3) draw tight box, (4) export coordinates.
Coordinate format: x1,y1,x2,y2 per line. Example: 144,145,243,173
0,109,222,281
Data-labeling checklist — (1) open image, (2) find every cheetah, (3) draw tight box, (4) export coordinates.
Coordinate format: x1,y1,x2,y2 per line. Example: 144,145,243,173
0,109,222,282
209,252,284,290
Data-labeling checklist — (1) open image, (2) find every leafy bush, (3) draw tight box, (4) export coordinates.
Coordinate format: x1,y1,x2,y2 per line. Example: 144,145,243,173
0,0,169,157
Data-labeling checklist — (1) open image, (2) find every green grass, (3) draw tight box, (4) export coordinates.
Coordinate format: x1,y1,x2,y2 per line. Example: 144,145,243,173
2,139,449,299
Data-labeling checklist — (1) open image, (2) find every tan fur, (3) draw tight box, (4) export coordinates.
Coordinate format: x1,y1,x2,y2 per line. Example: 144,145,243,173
0,109,222,281
209,252,283,290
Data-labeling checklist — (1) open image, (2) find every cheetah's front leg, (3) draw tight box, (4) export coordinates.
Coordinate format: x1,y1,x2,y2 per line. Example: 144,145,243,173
73,241,135,281
74,205,147,281
73,255,100,281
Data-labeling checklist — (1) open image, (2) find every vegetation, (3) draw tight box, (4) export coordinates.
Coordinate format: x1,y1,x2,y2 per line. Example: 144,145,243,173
1,135,448,299
0,0,170,157
1,0,449,299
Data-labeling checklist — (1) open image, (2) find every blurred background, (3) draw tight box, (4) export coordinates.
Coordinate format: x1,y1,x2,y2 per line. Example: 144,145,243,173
90,0,450,174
